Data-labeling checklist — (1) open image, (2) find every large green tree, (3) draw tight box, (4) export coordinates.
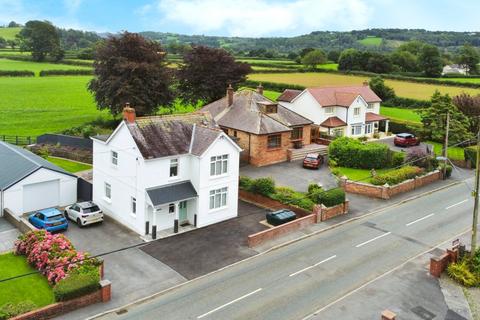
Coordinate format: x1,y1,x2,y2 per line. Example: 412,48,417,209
177,45,251,104
390,50,419,72
18,20,63,61
453,93,480,133
88,32,175,116
369,76,395,101
418,44,443,77
301,49,327,69
418,91,472,144
456,44,480,74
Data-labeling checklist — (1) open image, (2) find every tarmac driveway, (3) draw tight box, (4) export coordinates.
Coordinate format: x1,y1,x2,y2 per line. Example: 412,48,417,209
140,200,268,280
372,137,433,154
0,218,20,253
241,160,337,192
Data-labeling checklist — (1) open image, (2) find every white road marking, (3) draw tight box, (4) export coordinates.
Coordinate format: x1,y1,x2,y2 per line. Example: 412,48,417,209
406,213,435,226
197,288,262,319
355,232,391,248
446,199,468,210
289,255,337,277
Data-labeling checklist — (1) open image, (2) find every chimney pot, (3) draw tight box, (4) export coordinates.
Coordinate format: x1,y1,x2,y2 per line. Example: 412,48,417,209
227,84,234,107
123,103,136,123
256,83,264,95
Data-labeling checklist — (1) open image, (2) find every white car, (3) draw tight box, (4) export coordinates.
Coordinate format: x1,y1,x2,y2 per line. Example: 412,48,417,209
65,201,103,227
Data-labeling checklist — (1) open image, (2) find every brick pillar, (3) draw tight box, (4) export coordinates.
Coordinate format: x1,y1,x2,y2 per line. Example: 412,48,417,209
447,248,459,263
313,204,322,223
100,280,111,302
99,260,104,279
381,184,390,199
381,310,396,320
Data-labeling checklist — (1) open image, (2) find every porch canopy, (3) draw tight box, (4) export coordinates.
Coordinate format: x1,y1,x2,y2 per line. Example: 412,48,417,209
147,180,198,207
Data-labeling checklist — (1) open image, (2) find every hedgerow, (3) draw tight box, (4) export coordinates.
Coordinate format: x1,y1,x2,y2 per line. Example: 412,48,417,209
0,70,35,77
328,137,392,169
371,166,423,185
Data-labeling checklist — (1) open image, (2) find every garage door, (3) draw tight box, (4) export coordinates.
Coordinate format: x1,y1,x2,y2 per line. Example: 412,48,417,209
23,180,60,213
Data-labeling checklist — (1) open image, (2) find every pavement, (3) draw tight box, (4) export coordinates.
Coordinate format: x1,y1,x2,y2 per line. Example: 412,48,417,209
240,160,337,192
0,217,19,253
140,200,268,280
92,173,477,320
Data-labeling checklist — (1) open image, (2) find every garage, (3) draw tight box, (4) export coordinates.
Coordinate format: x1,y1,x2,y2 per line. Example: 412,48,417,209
0,141,77,217
23,180,60,213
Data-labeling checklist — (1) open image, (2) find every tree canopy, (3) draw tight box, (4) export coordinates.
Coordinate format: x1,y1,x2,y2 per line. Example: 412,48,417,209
301,49,327,69
88,32,175,116
418,44,443,77
369,76,395,101
456,44,480,74
18,20,63,61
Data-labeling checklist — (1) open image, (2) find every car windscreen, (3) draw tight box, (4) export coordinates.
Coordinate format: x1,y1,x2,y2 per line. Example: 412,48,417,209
305,156,318,161
46,214,64,222
83,206,100,213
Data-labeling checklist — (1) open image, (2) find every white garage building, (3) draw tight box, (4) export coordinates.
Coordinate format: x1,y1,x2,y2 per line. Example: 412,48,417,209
0,141,78,217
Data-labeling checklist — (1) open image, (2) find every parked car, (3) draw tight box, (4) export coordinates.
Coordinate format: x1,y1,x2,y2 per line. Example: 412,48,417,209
266,209,296,226
29,208,68,232
394,133,420,147
303,153,324,169
65,201,103,227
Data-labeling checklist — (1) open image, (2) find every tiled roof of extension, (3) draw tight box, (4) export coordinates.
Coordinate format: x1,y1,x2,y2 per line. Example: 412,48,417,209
319,116,347,128
365,112,388,122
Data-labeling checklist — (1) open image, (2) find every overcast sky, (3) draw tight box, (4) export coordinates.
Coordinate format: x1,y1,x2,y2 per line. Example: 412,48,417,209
1,0,479,37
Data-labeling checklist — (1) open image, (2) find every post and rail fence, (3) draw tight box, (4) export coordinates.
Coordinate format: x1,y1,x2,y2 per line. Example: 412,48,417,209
0,135,36,146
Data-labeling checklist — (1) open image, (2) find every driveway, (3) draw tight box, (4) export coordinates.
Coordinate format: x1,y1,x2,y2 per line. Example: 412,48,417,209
0,218,20,253
241,160,337,192
140,200,268,280
373,137,433,154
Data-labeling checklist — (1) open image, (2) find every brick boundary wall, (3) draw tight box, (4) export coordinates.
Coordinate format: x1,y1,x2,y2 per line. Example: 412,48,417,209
340,170,442,199
11,280,111,320
429,248,459,278
318,200,349,221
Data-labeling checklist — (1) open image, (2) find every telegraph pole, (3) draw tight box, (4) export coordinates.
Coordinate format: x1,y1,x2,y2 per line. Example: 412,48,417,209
443,112,450,180
471,128,480,256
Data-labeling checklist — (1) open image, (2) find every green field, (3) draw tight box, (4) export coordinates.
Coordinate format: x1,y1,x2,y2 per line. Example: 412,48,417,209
249,72,480,100
0,27,21,40
0,252,54,310
46,156,92,173
380,106,422,123
236,58,297,65
0,58,91,76
334,166,392,183
358,36,383,46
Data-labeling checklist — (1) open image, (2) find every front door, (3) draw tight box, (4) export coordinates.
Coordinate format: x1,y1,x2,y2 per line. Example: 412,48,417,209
179,201,188,224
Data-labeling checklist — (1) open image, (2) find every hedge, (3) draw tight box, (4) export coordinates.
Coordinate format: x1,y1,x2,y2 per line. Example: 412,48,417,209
0,301,37,320
383,120,422,135
0,70,35,77
53,266,100,301
371,166,424,185
308,188,346,207
328,137,392,169
465,146,478,168
39,69,93,76
270,186,315,211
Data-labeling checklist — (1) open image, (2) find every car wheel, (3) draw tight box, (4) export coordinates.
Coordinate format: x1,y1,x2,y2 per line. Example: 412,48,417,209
76,218,83,228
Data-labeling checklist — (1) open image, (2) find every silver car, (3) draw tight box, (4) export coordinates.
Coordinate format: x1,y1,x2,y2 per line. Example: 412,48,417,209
65,201,103,227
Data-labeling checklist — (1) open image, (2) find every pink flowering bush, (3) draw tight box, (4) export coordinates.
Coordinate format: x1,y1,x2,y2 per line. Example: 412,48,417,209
15,230,99,285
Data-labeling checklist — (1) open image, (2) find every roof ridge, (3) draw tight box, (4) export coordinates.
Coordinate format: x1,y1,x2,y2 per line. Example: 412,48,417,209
0,141,41,168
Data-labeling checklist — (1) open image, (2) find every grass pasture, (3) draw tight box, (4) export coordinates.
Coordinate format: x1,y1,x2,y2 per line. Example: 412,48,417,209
334,166,392,183
248,72,480,100
358,36,383,46
0,58,92,76
380,106,422,123
0,27,21,40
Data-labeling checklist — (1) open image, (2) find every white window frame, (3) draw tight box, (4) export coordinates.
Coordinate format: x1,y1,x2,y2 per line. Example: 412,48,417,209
210,155,229,176
104,182,111,200
353,107,361,117
351,125,362,136
111,151,118,166
324,107,334,115
168,203,175,214
367,103,374,109
131,197,136,215
365,123,373,134
169,158,179,178
209,187,228,210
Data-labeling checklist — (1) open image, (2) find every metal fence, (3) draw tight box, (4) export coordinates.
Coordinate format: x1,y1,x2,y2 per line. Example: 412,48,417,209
0,135,36,146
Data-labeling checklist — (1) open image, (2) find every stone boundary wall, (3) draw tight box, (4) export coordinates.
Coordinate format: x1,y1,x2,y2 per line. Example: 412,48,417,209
340,170,442,199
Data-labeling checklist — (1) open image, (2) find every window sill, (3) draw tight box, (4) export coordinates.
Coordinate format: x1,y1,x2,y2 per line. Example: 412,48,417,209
266,147,282,151
209,206,228,213
210,173,229,180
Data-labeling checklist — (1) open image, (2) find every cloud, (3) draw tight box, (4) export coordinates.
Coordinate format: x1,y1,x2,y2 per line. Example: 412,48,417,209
139,0,372,37
63,0,83,14
0,0,35,25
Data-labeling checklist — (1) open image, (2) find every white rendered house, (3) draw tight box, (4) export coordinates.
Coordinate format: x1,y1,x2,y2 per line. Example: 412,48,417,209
91,108,241,238
277,84,389,138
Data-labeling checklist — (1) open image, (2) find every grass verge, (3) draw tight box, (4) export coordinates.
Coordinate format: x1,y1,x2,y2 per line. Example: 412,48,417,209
46,156,92,173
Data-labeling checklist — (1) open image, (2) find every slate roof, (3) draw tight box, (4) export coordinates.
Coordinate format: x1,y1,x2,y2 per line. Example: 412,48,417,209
147,180,198,206
319,117,347,128
0,141,75,191
365,112,388,122
277,89,302,102
200,89,312,135
126,112,223,159
306,86,382,107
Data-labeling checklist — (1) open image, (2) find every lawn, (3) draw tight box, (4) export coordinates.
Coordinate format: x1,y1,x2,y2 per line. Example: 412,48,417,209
0,27,21,40
358,36,383,46
0,58,92,76
427,141,465,161
46,156,92,173
333,166,393,183
380,106,422,123
249,72,480,100
0,252,54,309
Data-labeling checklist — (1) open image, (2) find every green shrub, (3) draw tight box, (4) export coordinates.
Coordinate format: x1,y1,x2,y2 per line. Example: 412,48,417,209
0,70,35,77
307,183,323,194
447,260,479,287
371,166,423,185
250,177,275,196
438,163,453,178
328,159,337,167
239,176,253,191
53,266,100,301
328,137,392,169
270,187,315,211
0,301,37,320
392,152,405,167
318,188,346,207
39,69,93,76
358,136,368,142
465,146,477,168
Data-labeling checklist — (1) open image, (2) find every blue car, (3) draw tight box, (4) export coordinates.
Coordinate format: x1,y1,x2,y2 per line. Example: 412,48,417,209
29,208,68,232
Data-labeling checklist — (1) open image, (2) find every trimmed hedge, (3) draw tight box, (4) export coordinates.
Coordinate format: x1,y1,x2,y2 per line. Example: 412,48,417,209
39,69,93,76
392,152,406,167
328,137,392,169
270,186,315,211
249,177,276,196
383,96,431,109
371,166,424,185
0,301,37,320
0,70,35,77
309,188,346,207
465,146,478,168
53,266,100,301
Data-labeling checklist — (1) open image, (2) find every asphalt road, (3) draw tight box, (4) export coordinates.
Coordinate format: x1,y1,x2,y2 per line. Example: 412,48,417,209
93,178,475,320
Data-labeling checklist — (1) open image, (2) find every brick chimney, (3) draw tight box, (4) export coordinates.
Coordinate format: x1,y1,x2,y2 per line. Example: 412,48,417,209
256,83,264,95
227,84,234,107
123,103,136,123
363,80,369,87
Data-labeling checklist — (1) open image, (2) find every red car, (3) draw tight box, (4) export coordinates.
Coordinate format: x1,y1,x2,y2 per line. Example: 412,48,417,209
394,133,420,147
303,153,324,169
